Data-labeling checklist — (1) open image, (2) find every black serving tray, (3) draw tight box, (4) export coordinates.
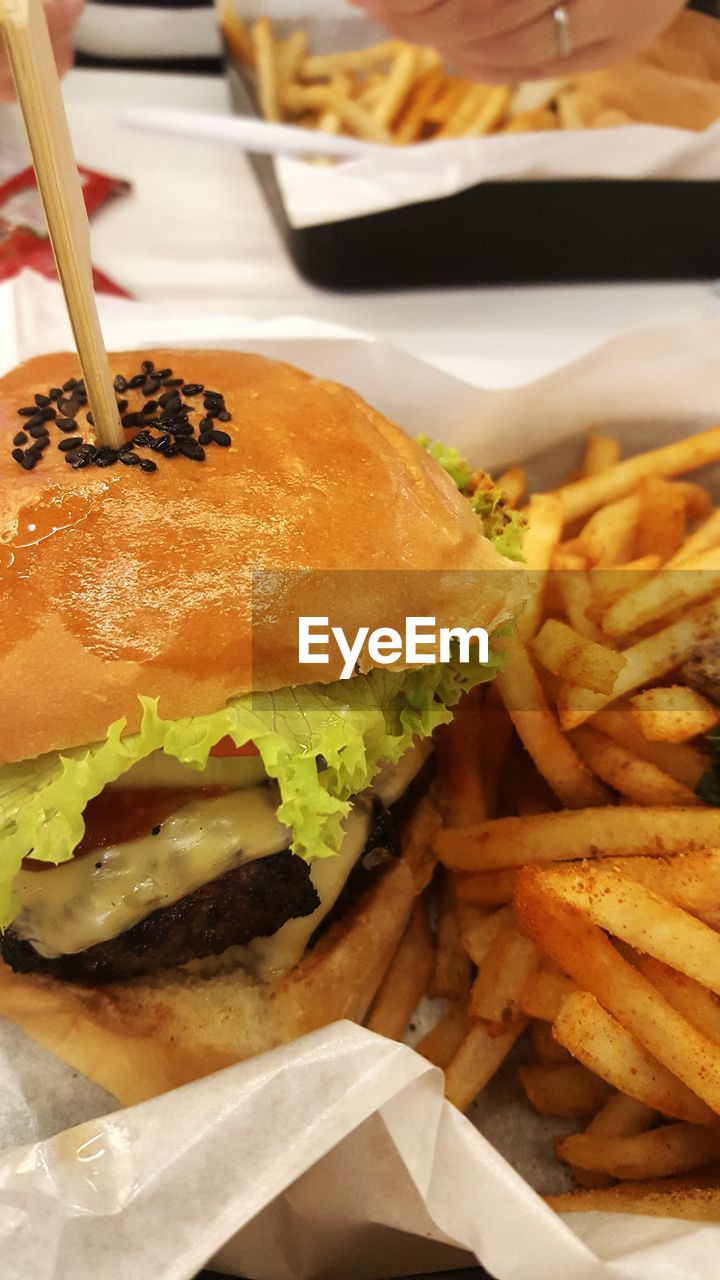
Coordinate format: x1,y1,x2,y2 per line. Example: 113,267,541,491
226,58,720,291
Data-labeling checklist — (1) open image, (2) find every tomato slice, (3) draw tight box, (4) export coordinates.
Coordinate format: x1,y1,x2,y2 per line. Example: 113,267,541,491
210,736,259,758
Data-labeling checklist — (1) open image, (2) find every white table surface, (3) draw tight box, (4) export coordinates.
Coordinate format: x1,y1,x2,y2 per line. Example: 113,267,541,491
1,67,718,389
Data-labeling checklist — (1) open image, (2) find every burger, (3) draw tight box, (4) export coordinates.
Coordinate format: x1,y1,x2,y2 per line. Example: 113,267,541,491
0,350,525,1104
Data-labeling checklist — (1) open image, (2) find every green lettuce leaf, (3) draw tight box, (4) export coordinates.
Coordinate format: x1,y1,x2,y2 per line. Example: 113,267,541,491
0,651,501,927
696,726,720,806
419,435,527,562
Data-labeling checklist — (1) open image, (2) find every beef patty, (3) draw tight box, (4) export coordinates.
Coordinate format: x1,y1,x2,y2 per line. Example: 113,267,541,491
2,849,320,984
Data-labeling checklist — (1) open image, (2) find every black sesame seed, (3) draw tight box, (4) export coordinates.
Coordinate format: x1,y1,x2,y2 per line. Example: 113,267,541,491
48,387,63,401
204,390,222,400
217,411,231,423
11,447,24,462
120,451,140,466
171,422,194,438
113,375,127,393
142,378,161,397
128,374,145,389
179,438,200,459
211,429,231,447
143,400,159,414
154,368,172,380
95,447,119,468
20,454,37,470
34,393,51,408
58,436,83,451
17,406,38,417
122,413,141,429
62,378,78,392
118,442,135,455
165,442,181,457
203,406,221,419
57,397,75,415
30,437,49,452
116,399,129,414
87,412,95,427
141,359,155,374
28,423,50,439
198,430,212,445
131,430,153,448
158,390,180,409
151,824,161,835
77,380,86,394
13,431,27,446
181,383,203,396
140,458,157,473
151,434,171,453
56,418,78,432
162,378,183,387
199,417,212,430
27,410,54,429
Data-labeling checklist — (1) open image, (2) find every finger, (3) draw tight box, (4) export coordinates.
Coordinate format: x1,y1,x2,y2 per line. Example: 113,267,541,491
364,0,557,46
454,3,611,72
45,0,85,44
453,38,621,85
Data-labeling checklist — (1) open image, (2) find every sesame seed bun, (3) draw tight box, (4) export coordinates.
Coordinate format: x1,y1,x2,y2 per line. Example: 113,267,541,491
0,349,516,766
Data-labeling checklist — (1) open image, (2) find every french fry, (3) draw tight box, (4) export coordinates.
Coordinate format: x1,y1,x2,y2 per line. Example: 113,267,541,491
589,555,663,610
532,618,626,695
276,30,309,98
301,42,404,79
574,493,640,567
220,0,254,67
583,433,621,477
586,1091,657,1138
614,849,720,929
433,686,489,826
553,990,716,1124
435,806,720,872
469,924,537,1023
519,1062,611,1118
568,725,701,807
589,706,709,790
373,45,420,128
635,476,687,562
465,85,511,136
556,1123,720,1181
546,1181,720,1222
516,871,720,1116
495,640,611,809
557,594,720,729
415,1002,473,1068
444,1018,527,1112
284,84,394,143
393,66,444,143
553,567,605,642
252,17,281,122
667,507,720,568
630,685,720,743
636,956,720,1047
454,869,518,909
436,83,492,137
428,877,472,1001
555,427,720,524
365,897,434,1040
529,1018,573,1065
459,903,515,965
497,466,527,507
520,967,578,1022
516,494,564,641
503,108,557,133
602,547,720,638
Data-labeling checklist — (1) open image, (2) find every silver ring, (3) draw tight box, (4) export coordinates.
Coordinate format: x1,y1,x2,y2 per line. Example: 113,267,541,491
552,4,572,58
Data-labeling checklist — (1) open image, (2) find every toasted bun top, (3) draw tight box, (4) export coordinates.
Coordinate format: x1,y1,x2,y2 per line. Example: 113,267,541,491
1,350,515,764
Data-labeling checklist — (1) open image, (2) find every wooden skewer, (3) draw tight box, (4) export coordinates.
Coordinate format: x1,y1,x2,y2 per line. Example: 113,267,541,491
0,0,123,449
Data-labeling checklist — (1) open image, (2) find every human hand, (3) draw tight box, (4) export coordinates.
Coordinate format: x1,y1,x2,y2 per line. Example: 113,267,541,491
352,0,689,81
0,0,84,102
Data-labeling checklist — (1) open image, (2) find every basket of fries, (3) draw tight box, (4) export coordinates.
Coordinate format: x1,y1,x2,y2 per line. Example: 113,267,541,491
219,2,720,288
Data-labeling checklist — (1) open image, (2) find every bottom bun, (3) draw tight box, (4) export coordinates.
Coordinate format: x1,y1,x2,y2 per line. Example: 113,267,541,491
0,798,439,1105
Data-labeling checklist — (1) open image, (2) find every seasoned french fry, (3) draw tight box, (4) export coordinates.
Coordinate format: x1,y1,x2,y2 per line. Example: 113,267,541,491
556,1123,720,1181
497,466,527,507
589,556,663,610
433,686,489,826
520,967,578,1022
516,870,720,1116
586,1091,657,1138
529,1018,573,1065
455,869,518,909
589,706,709,790
613,849,720,929
546,1181,720,1222
602,547,720,638
568,725,701,806
496,640,611,809
532,618,626,695
555,427,720,524
630,685,720,743
553,990,716,1124
365,897,434,1040
636,956,720,1047
553,567,605,642
459,903,514,965
516,494,564,641
519,1062,610,1118
575,493,640,567
557,594,720,729
635,476,687,562
444,1018,527,1112
428,877,472,1001
667,507,720,568
469,924,537,1023
415,1002,473,1068
435,806,720,873
583,433,621,477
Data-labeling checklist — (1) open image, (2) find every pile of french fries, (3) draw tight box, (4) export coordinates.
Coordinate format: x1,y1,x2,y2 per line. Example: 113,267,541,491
221,7,720,145
367,425,720,1223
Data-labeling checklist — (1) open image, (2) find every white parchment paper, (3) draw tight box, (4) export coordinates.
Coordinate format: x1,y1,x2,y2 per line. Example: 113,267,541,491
4,273,720,1279
221,1,720,227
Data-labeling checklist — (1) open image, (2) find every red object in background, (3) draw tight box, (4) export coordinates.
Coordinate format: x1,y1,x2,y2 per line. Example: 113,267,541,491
0,164,131,295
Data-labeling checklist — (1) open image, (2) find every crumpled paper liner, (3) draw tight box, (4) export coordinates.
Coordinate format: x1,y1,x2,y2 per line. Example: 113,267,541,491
4,275,720,1279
